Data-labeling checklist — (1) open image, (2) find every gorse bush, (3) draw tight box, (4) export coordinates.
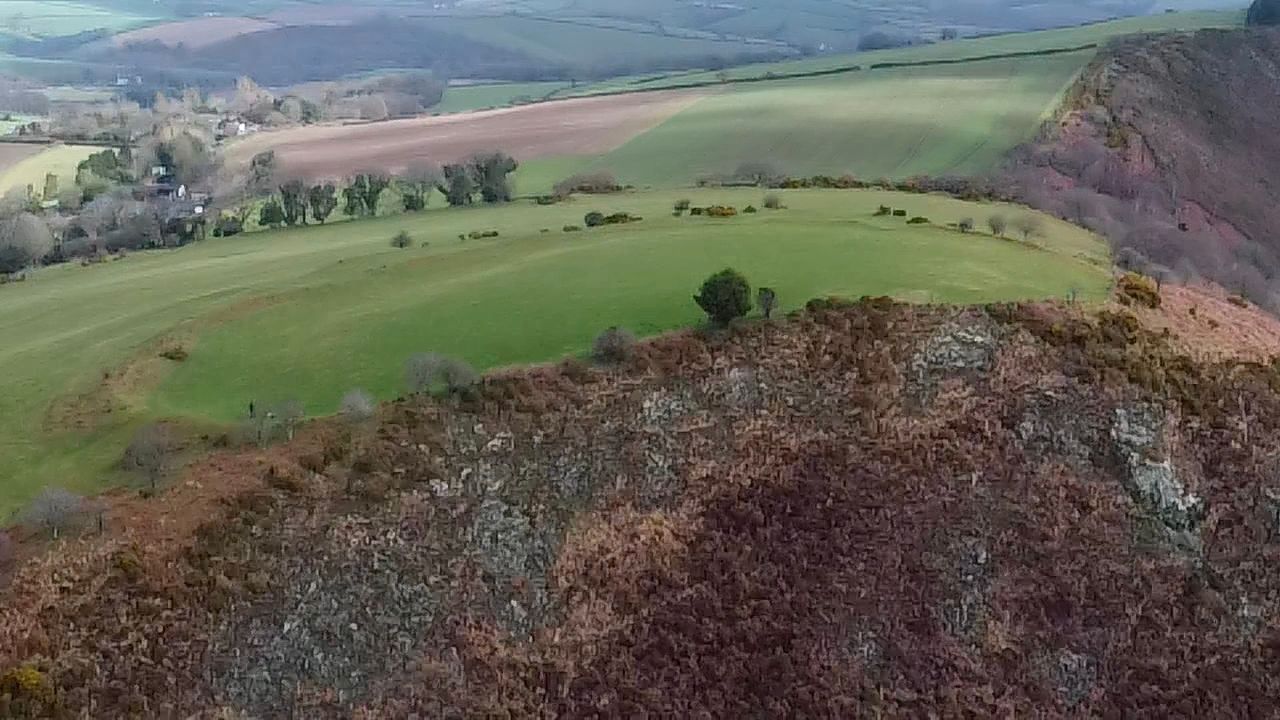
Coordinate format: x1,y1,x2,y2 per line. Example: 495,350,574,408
694,268,752,325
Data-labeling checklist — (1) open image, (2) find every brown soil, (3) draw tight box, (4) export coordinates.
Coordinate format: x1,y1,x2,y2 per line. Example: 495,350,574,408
111,17,280,49
3,297,1280,717
0,143,44,174
224,90,707,180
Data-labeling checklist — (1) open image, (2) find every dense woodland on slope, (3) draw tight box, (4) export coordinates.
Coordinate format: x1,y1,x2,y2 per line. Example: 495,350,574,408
1007,24,1280,312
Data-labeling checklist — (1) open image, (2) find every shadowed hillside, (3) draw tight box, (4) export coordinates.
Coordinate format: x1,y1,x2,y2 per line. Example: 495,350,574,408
1009,28,1280,310
3,293,1280,716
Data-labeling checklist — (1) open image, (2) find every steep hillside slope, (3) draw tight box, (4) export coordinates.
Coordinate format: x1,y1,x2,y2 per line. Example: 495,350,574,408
3,294,1280,716
1009,28,1280,309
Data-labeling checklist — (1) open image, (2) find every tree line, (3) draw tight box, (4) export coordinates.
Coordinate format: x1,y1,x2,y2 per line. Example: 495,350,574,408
240,151,519,233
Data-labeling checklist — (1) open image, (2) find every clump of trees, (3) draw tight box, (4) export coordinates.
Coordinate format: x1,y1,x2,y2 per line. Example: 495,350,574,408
553,171,621,199
0,211,54,275
405,353,478,398
694,268,752,325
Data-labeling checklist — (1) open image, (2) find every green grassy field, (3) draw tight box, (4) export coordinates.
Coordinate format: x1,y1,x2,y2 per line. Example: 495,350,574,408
435,82,570,114
0,0,153,38
0,144,96,198
567,10,1242,95
432,15,791,68
556,51,1089,190
0,188,1109,514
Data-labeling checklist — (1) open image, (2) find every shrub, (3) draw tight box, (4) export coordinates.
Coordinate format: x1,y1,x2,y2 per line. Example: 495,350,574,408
744,205,758,213
987,214,1008,237
584,211,606,227
690,207,705,216
405,352,478,397
391,230,412,249
957,217,975,233
563,224,582,232
159,346,189,362
1228,295,1250,308
706,205,737,217
674,199,691,212
259,199,285,228
757,286,778,319
592,326,637,363
906,216,930,224
874,205,892,216
1117,272,1161,309
694,268,752,325
553,171,621,198
892,209,907,217
763,193,783,210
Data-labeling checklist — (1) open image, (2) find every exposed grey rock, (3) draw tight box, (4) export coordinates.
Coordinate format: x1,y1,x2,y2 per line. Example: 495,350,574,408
1016,389,1105,468
909,319,999,403
1111,405,1205,531
1052,650,1097,707
467,498,555,636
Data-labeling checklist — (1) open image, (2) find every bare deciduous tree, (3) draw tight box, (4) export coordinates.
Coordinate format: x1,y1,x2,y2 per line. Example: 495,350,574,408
1014,215,1045,242
592,326,637,364
987,214,1007,237
405,353,478,397
122,423,177,492
275,400,305,440
20,487,85,539
339,389,376,423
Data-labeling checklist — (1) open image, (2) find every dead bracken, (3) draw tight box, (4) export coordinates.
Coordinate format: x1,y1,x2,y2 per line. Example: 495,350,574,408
3,296,1280,717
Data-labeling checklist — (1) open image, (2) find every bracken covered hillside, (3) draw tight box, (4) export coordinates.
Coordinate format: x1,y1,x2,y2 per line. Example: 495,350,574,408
1009,28,1280,310
4,295,1280,717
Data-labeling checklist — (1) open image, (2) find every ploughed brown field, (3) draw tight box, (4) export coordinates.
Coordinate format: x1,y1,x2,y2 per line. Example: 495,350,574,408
111,17,280,49
223,89,706,180
0,143,45,174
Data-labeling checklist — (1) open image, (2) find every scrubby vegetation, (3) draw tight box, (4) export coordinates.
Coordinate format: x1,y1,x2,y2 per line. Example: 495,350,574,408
694,268,752,325
5,294,1280,716
1117,272,1162,309
592,326,637,363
